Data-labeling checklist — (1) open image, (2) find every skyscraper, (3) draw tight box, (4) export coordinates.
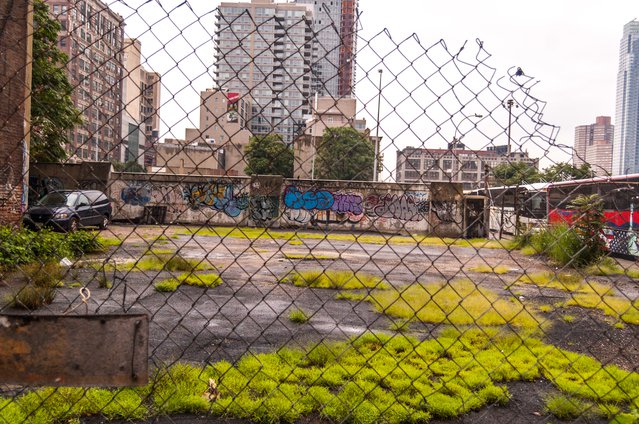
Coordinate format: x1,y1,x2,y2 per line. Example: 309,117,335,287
294,0,358,98
574,116,614,176
612,20,639,175
214,0,314,143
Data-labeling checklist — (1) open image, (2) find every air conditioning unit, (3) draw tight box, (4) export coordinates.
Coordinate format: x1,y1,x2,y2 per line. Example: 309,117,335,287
206,138,215,145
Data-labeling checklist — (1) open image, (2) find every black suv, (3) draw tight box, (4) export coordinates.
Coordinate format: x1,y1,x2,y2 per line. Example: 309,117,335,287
24,190,112,232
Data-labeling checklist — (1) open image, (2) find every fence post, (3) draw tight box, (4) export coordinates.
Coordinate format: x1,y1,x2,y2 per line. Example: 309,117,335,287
0,0,32,226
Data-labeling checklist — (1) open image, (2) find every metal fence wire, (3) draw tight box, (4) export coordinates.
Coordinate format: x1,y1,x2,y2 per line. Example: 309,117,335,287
1,1,639,423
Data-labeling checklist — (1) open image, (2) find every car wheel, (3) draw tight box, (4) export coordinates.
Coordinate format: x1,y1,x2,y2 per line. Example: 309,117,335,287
99,215,109,230
69,217,79,232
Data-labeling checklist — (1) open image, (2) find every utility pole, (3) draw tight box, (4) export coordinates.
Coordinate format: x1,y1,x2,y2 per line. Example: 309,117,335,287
373,69,383,181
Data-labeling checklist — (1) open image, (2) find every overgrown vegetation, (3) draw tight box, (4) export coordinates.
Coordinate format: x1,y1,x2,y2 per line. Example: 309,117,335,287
514,271,639,326
0,227,105,270
279,270,388,290
2,330,638,423
368,279,539,328
516,194,606,267
9,262,63,309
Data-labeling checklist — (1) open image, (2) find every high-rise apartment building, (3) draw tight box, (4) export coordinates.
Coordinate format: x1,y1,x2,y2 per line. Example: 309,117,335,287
294,0,358,98
214,0,313,143
47,0,125,162
612,20,639,175
574,116,613,176
122,38,161,167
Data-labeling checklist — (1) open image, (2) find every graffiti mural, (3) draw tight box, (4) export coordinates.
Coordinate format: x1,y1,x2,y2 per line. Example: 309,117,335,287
284,186,334,210
249,196,279,224
28,175,64,204
121,185,151,206
364,193,426,222
183,182,249,217
283,186,366,225
432,200,460,223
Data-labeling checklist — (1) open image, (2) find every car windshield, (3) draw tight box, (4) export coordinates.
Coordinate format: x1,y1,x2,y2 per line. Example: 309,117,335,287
38,192,78,207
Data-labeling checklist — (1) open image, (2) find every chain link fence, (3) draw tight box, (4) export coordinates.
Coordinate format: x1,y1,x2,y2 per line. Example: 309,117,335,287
1,1,639,423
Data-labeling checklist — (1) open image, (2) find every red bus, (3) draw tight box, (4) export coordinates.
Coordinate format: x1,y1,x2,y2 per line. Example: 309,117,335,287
547,174,639,257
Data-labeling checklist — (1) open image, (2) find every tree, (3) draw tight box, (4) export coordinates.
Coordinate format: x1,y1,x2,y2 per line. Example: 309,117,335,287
492,161,541,186
30,0,82,163
542,162,593,182
568,193,606,266
113,160,146,173
315,127,375,181
244,134,293,177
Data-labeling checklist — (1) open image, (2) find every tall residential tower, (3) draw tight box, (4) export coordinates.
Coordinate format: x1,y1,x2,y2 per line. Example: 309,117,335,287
612,20,639,175
294,0,358,98
46,0,125,161
214,0,314,143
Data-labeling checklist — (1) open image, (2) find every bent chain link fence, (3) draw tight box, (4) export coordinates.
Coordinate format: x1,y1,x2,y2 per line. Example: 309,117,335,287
1,1,639,423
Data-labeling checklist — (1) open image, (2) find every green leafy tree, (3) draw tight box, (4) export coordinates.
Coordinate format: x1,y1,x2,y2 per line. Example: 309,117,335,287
315,127,375,181
30,0,82,162
542,162,593,182
112,160,146,173
244,134,293,177
492,161,541,186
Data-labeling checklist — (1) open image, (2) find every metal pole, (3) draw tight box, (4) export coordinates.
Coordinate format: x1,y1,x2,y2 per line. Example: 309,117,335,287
373,69,382,181
506,99,514,156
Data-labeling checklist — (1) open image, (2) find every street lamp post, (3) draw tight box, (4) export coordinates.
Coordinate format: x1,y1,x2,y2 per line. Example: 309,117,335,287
504,99,518,156
373,69,383,182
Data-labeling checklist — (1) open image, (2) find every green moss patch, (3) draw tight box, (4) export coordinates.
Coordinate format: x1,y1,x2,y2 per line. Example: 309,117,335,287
367,279,539,328
5,331,639,423
155,273,223,292
280,270,389,290
177,227,512,250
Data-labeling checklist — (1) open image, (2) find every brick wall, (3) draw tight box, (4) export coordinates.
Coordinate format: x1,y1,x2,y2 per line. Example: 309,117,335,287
0,0,31,225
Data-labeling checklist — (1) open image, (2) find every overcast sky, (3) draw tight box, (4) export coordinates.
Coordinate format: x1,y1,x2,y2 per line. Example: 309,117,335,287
110,0,639,176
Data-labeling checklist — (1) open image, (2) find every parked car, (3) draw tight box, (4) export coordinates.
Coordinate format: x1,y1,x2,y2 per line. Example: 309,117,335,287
23,190,112,232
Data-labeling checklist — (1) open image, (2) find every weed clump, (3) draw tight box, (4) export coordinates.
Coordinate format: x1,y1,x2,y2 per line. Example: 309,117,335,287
154,273,223,292
288,308,310,324
10,262,63,309
280,270,388,290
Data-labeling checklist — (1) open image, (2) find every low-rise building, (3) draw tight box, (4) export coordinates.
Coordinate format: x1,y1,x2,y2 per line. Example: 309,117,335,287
154,88,251,176
396,145,539,189
293,96,379,180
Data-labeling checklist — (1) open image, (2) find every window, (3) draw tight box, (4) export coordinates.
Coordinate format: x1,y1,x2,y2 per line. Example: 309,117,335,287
407,158,420,170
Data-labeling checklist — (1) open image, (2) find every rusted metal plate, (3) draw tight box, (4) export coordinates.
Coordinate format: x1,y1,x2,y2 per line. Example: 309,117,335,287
0,314,148,387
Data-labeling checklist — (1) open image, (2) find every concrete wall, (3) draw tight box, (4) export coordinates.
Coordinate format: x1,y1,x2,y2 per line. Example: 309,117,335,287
28,162,112,203
110,172,466,235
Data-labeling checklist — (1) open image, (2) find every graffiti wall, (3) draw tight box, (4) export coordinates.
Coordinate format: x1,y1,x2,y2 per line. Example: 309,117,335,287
110,173,469,236
111,175,251,225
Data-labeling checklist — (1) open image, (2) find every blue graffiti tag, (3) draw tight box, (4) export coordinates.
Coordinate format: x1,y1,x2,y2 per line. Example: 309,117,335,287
283,186,334,210
183,183,249,217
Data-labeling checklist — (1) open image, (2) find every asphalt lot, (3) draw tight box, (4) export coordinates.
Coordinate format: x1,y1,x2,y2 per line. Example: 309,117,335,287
3,224,639,371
